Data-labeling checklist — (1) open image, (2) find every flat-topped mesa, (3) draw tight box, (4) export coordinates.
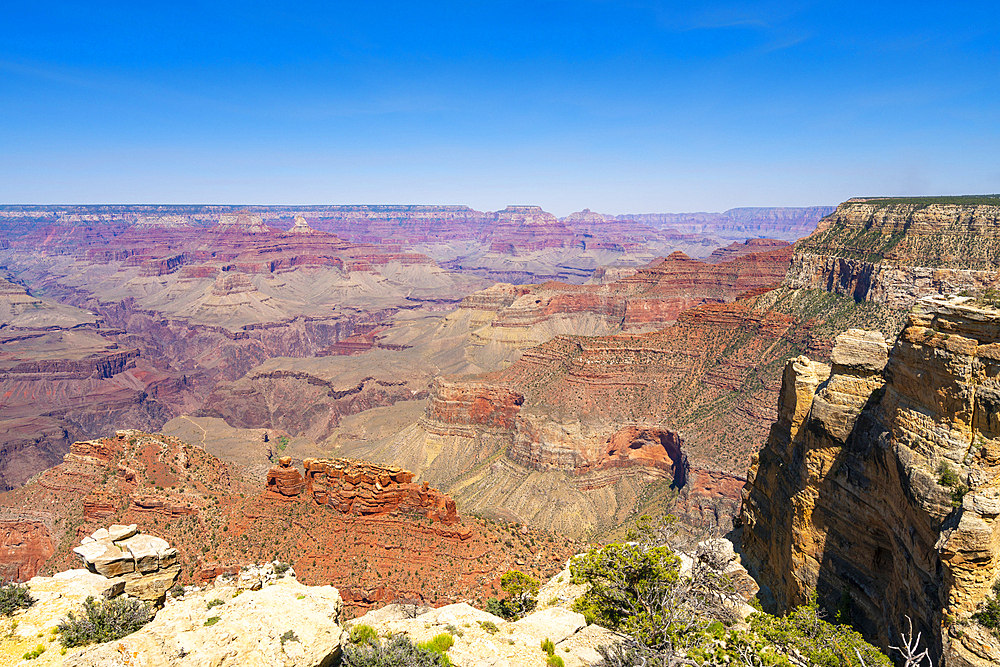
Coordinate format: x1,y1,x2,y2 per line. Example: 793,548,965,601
705,238,791,264
786,197,1000,308
265,456,459,525
741,298,1000,666
216,211,270,234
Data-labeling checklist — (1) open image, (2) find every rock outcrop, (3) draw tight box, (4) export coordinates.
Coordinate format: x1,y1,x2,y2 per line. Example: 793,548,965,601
349,602,614,667
72,524,180,603
741,297,1000,666
265,456,460,525
64,570,344,667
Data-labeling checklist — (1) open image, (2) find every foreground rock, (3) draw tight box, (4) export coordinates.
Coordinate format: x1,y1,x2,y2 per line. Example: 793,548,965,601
72,524,179,603
350,602,617,667
65,574,344,667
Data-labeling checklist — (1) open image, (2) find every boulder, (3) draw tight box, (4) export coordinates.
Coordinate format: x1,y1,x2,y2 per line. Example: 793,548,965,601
118,533,169,573
122,564,181,602
90,543,136,578
106,524,138,541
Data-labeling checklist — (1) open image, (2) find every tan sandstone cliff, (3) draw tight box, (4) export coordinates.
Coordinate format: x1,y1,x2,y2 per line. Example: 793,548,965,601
741,297,1000,666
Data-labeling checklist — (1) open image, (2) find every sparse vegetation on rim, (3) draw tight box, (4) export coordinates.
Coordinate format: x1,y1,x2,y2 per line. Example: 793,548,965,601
0,583,35,616
571,516,890,667
56,596,155,648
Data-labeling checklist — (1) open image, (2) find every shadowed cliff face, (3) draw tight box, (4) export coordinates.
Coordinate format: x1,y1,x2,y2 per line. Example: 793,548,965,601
741,299,1000,667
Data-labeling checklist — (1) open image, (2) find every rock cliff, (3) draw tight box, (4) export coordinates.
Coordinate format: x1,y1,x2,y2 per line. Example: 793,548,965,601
741,298,1000,666
786,197,1000,308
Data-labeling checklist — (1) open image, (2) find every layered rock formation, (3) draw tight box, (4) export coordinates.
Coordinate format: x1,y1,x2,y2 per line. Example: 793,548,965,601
264,456,460,525
612,206,835,241
0,208,495,485
741,298,1000,666
336,283,903,539
0,429,577,614
786,197,1000,308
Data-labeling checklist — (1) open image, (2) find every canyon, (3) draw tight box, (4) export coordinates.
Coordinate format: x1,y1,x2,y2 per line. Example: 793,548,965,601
13,197,1000,663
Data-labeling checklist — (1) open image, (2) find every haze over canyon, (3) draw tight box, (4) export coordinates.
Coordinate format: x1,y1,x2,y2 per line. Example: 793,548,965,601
6,197,1000,666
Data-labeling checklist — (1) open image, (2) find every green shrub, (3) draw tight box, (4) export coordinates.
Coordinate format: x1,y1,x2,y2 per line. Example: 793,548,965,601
57,596,155,647
280,630,299,645
546,656,565,667
484,598,507,619
0,582,35,616
349,624,379,646
23,644,45,660
417,632,454,656
342,633,450,666
478,620,499,634
570,540,681,647
937,462,968,507
745,596,891,667
541,637,555,655
206,599,224,609
484,570,539,620
204,616,220,627
938,461,960,487
974,582,1000,636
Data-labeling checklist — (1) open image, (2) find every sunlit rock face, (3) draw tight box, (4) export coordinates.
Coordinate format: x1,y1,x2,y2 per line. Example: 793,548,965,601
786,199,1000,308
741,297,1000,666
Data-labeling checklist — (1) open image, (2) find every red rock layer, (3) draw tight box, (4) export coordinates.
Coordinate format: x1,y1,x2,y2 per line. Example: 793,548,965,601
452,246,793,334
0,430,577,614
293,458,460,526
425,379,525,431
0,518,55,582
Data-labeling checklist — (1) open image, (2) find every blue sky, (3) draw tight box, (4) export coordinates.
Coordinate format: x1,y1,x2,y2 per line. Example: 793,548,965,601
1,1,998,215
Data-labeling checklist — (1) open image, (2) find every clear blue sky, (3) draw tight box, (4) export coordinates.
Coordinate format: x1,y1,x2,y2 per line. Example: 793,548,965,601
1,1,997,215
